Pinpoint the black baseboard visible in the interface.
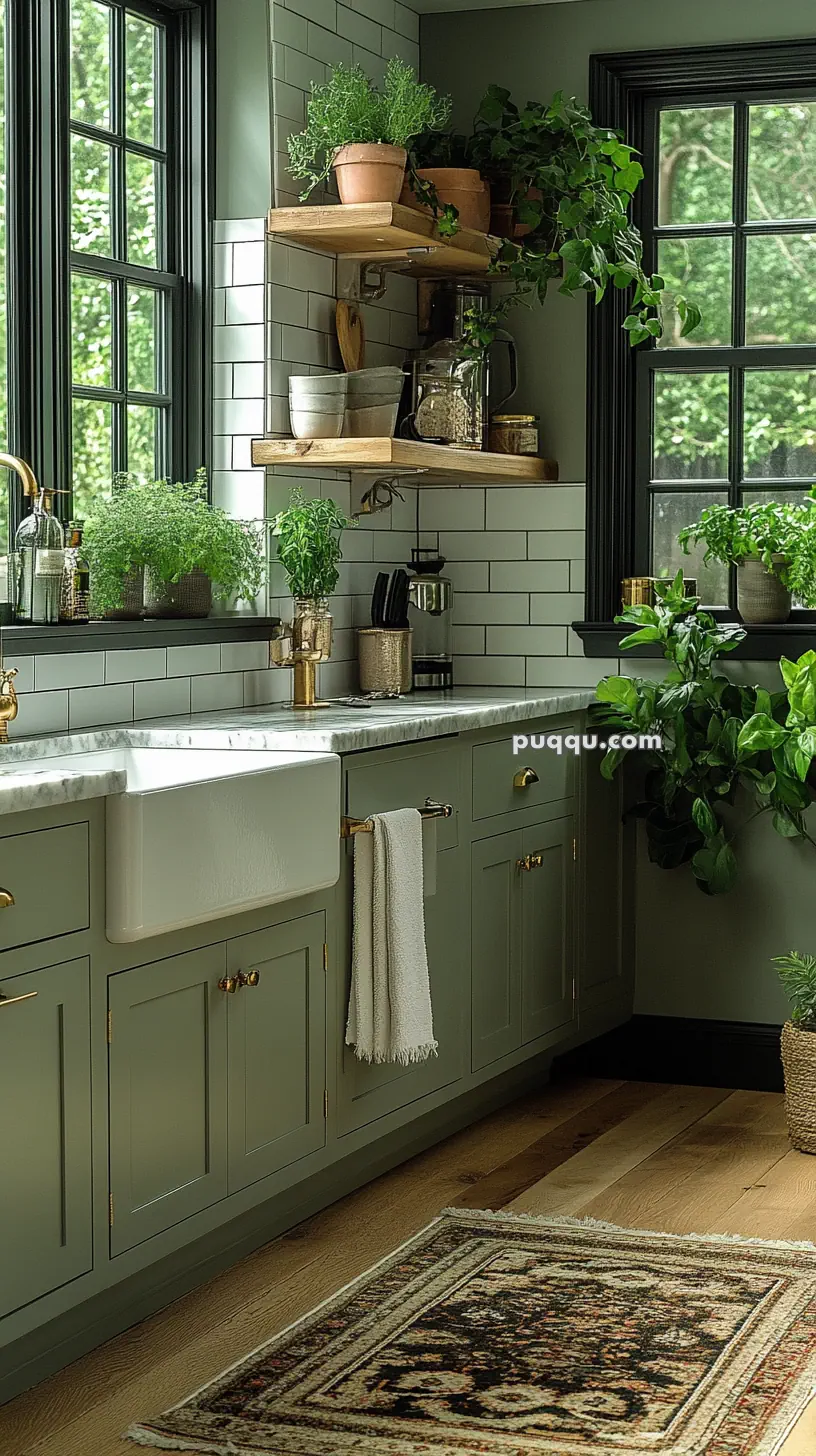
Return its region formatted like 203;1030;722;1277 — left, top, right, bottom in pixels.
555;1015;784;1094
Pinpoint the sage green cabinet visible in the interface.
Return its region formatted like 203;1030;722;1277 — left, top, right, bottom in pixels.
471;817;575;1072
226;914;327;1193
108;944;228;1256
0;958;92;1318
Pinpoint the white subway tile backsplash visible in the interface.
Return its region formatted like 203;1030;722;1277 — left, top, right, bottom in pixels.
166;644;222;678
243;667;291;706
486;485;585;532
526;657;610;689
420;489;485;532
456;657;526;687
571;559;586;592
7;658;33;695
213;289;226;327
213;362;232;398
221;640;270;672
443;562;489;593
214;397;265;436
307;21;353;66
487;625;567;656
226;285;266;325
211;471;266;519
106;648;166;683
337;4;381;50
439;531;527;561
214;324;266;363
232;436;255;470
280;324;327;366
392;1;419;39
528;529;586;560
133;676;192;721
191;671;246;713
307;290;337;334
380;28;418;65
232;241;266;287
286;247;335;296
273;4;308;48
213;435;232;470
70;682;134;730
455;593;529;625
270;283;310;327
350;0;395;25
529;592;586;625
214;218;266;244
490;560;570;592
285;0;337;28
9;689;68;738
273;78;307;125
213;243;232;288
284;46;326;92
233;362;265;397
452;625;486;655
35;652;105;692
351;44;387;84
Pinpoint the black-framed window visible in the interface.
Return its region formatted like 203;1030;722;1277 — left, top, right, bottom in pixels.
581;40;816;652
637;94;816;607
1;0;210;540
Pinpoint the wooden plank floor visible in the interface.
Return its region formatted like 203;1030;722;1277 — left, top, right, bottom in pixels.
3;1077;816;1456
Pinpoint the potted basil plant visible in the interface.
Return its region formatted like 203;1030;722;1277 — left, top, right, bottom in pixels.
678;499;809;623
270;488;354;660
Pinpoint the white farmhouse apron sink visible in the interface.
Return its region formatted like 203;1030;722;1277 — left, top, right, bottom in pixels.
26;746;341;941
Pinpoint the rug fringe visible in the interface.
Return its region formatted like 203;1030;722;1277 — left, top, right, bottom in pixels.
439;1206;816;1251
126;1425;256;1455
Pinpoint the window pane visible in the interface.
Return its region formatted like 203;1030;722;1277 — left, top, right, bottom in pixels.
126;14;160;148
658;107;733;225
127;286;160;393
745;234;816;345
71;273;112;388
127;404;158;479
748;103;816;222
742;487;810;507
70;0;111;131
657;236;732;348
653;372;730;480
126;152;158;266
652;490;730;604
72;397;112;521
71;135;112;256
744;370;816;478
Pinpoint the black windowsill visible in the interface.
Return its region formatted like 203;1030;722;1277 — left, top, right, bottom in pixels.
574;619;816;660
0;615;282;656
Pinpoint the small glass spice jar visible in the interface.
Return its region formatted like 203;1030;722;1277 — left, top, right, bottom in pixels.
488;413;540;456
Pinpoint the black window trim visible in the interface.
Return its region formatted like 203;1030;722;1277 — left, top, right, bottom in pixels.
6;0;213;544
576;38;816;659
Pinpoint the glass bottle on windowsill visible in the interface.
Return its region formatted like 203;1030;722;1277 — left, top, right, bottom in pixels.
60;521;90;624
15;489;66;625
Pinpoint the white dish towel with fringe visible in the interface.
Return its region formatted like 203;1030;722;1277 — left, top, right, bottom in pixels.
345;807;438;1065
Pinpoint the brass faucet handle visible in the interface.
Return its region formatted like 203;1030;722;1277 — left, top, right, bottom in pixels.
513;766;539;790
0;668;19;744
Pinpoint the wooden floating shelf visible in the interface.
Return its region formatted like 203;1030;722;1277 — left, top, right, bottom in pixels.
251;437;558;486
267;202;498;277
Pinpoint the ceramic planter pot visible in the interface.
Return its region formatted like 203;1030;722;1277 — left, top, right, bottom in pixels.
99;567;144;621
490;187;543;239
145;567;213;619
332;143;407;205
781;1021;816;1153
400;168;490;232
737;556;791;624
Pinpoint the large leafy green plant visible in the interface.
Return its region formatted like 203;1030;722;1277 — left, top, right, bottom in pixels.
677;497;816;599
84;471;265;613
591;572;816;895
270;488;354;600
287;59;451;199
462;87;701;353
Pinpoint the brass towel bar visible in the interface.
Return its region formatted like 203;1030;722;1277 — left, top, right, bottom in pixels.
341;800;454;839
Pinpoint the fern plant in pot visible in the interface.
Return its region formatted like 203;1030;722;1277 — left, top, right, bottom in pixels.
772;952;816;1153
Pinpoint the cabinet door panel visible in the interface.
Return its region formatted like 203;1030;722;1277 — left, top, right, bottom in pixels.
339;846;466;1132
108;945;227;1255
0;959;92;1318
471;829;522;1071
227;914;326;1192
521;818;575;1044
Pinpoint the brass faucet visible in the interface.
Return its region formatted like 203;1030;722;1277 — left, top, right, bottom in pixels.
0;453;39;741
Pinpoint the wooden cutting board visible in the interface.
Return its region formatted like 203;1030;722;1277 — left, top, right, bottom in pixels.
335;300;365;372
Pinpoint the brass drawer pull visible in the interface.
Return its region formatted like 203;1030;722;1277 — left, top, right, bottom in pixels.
237;969;261;989
516;853;543;873
513;766;539;790
0;888;15;909
0;989;37;1008
218;976;239;994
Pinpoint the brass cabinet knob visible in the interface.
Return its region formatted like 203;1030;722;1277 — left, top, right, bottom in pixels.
513;766;539;790
516;855;532;872
0;888;14;909
218;976;239;994
529;852;543;869
236;969;261;989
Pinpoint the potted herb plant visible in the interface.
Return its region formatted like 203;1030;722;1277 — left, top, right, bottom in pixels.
84;471;265;620
771;951;816;1153
270;487;354;658
456;86;702;354
287;58;451;207
402;129;489;233
677;499;813;623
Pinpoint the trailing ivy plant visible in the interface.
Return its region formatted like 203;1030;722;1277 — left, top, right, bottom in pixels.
270;488;355;600
462;87;701;354
590;571;816;895
287;59;451;199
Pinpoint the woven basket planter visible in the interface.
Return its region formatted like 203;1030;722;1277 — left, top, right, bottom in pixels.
144;568;212;619
781;1020;816;1153
737;557;791;624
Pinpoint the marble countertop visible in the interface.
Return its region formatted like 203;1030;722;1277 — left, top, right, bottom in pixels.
0;688;595;813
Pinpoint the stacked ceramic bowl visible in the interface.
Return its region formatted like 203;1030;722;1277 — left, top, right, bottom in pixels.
289;373;348;439
344;367;405;437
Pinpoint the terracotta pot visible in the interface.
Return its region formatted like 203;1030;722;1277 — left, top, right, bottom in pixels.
490;186;543;239
400;168;490;232
332;143;407;205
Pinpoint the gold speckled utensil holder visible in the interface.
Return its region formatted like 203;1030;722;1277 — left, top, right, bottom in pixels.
358;628;412;694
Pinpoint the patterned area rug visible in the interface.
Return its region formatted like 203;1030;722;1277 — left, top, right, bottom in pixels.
127;1209;816;1456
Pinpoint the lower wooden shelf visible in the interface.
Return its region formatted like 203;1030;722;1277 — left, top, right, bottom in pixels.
251;437;559;486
